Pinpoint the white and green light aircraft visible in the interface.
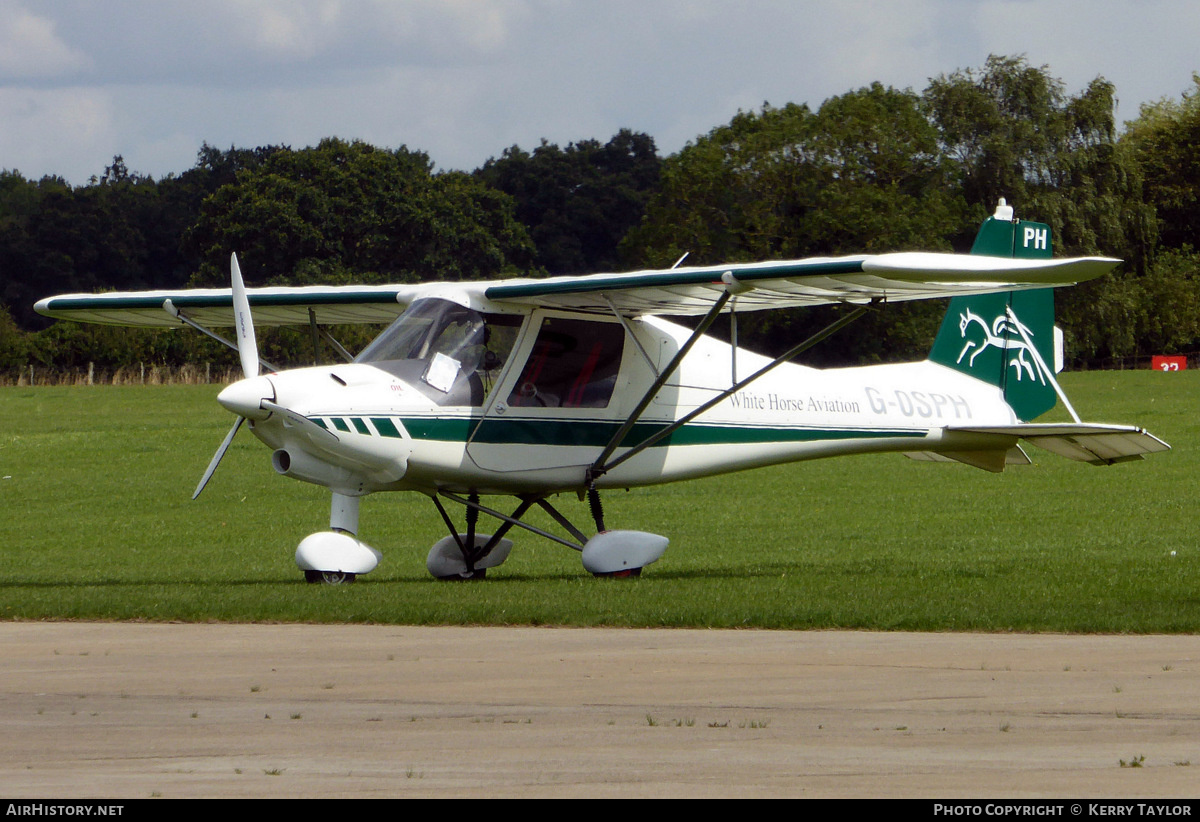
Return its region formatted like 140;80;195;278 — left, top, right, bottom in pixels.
36;201;1168;582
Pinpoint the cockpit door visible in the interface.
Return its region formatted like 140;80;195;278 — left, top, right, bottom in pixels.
466;312;640;472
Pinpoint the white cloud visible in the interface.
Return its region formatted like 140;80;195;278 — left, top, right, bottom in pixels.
1;1;1198;184
0;4;91;79
0;87;114;180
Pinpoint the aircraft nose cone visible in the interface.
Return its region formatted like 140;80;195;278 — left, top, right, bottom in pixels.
217;375;274;420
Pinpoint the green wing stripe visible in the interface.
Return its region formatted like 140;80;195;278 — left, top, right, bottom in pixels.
485;259;867;301
40;291;405;312
35;286;417;327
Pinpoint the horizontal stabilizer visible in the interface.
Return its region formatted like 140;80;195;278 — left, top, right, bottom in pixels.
904;445;1031;473
948;423;1170;466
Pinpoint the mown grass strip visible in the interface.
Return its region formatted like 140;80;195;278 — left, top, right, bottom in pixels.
0;370;1195;630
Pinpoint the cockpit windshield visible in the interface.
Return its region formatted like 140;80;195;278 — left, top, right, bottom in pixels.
355;298;520;406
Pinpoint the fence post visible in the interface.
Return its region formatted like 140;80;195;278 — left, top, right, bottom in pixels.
87;362;94;385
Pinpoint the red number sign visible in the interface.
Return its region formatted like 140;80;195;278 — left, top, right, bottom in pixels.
1152;355;1187;372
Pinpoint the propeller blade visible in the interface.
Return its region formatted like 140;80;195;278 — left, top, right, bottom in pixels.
230;253;259;378
193;416;244;500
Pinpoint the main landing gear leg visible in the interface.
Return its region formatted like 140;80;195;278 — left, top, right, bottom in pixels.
428;488;668;579
426;492;516;580
295;492;382;584
587;483;606;532
579;483;667;577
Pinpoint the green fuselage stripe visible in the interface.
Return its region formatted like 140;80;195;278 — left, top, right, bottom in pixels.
370;417;401;438
340;415;923;447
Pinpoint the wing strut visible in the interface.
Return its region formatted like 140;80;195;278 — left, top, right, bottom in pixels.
589;286;734;477
307;308;356;365
601;294;659;377
162;298;281;374
587;299;875;482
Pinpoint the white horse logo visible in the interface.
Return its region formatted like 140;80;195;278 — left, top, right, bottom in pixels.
955;309;1046;385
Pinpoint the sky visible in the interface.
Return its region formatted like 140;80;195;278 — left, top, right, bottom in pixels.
2;0;1198;186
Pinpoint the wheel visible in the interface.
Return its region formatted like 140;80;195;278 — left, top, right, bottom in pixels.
592;567;642;579
304;570;356;584
426;535;512;579
435;568;487;581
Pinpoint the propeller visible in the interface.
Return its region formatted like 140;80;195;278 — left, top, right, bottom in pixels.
230;253;259;380
194;253;263;500
193;416;243;499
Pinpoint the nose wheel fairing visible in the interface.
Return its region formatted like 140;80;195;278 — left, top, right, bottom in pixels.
292;492;381;584
294;531;382;578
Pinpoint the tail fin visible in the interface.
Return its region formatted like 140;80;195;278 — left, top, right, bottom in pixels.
927;200;1058;421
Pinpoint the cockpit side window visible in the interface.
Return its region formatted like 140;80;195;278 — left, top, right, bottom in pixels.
355;298;521;407
507;317;624;408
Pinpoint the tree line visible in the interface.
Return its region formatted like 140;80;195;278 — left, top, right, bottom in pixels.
3;55;1200;374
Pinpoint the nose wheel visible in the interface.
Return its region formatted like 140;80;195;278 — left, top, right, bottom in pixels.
304;570;356;585
294;494;380;584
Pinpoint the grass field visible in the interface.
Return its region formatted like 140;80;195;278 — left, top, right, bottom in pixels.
1;370;1196;630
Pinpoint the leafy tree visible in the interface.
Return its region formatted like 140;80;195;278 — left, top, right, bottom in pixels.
621;88;963;363
0;171;43;323
795;83;964;255
620;102;818;267
925;56;1161;363
1122;74;1200;252
0;304;29;369
476;129;662;274
1;145;280;330
185;138;536;287
1133;248;1200;354
0;165;164;327
925;55;1154;266
393;169;538;282
186;169;333;283
624;86;962;268
6;59;1194;372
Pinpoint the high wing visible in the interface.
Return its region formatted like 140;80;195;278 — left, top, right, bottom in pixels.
484;252;1120;315
34;251;1119;327
34;284;428;328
